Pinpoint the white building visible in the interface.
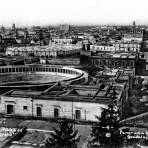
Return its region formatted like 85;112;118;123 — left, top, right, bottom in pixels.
122;36;143;43
6;43;82;58
90;45;116;53
90;42;141;53
113;42;141;52
0;84;124;122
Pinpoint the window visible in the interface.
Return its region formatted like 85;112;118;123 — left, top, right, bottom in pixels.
20;67;22;72
54;108;59;118
75;110;81;120
37;107;42;117
146;65;148;70
55;68;57;72
12;68;15;72
23;106;28;110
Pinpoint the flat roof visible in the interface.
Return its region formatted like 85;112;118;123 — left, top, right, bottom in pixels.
3;84;124;104
11;90;42;96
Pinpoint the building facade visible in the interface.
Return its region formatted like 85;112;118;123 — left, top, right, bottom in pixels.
89;42;141;53
113;42;141;52
0;84;124;122
59;24;70;32
90;45;115;52
87;53;137;69
6;43;82;58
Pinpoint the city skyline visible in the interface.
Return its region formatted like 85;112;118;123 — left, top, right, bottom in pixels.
0;0;148;27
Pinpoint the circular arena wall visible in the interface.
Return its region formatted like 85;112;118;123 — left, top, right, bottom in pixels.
0;64;88;88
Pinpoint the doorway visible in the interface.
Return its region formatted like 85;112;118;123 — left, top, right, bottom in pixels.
75;110;81;120
7;105;14;114
54;108;59;118
36;107;42;117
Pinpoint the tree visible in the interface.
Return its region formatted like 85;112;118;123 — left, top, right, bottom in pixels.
45;119;80;148
89;104;123;147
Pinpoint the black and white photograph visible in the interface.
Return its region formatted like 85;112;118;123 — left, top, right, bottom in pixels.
0;0;148;147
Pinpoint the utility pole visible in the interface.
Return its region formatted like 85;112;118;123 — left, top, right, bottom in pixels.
31;97;33;120
72;97;76;131
85;110;86;120
72;97;73;120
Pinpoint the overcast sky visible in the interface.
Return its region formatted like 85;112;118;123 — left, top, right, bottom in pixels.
0;0;148;26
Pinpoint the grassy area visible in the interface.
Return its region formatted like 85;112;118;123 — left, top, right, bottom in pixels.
19;120;91;148
19;131;46;144
19;120;59;130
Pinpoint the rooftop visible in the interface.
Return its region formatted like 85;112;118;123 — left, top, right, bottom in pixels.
3;83;125;104
0;56;25;64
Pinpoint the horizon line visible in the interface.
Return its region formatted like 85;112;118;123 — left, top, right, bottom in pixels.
1;22;148;28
